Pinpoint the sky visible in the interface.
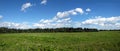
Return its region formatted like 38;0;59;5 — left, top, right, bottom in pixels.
0;0;120;29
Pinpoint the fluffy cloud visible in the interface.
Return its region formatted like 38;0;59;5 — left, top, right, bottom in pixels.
1;8;81;29
75;8;84;14
33;22;72;28
33;18;72;28
41;0;47;5
56;18;71;23
1;16;120;29
0;22;31;29
21;2;32;12
33;8;84;28
0;15;3;19
55;8;84;18
82;16;120;29
86;8;91;12
115;23;120;28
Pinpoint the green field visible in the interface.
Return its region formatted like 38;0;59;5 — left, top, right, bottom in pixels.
0;31;120;51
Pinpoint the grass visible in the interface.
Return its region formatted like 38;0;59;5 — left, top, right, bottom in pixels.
0;31;120;51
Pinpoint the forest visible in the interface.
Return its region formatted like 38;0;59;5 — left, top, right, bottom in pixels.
0;27;99;33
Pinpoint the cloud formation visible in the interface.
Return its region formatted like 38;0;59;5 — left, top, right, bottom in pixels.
0;22;31;29
21;2;32;12
1;8;85;29
82;16;120;29
55;8;84;18
1;15;120;29
33;8;84;28
41;0;47;5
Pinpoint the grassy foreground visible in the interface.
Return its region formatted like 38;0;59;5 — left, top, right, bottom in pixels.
0;31;120;51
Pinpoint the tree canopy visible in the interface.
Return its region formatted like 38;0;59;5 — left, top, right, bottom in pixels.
0;27;99;33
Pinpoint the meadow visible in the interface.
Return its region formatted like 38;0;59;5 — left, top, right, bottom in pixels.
0;31;120;51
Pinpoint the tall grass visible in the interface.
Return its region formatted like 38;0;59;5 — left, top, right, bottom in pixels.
0;31;120;51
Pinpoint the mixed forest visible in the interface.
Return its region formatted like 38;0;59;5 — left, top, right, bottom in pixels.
0;27;99;33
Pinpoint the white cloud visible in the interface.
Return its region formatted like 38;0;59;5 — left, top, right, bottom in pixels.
56;12;69;18
33;8;84;28
115;23;120;28
41;0;47;5
75;8;84;14
0;15;3;19
33;22;72;28
1;15;120;29
0;22;31;29
56;18;71;23
82;16;120;29
55;8;84;18
21;2;32;12
68;10;77;15
86;8;91;12
33;17;72;28
39;19;53;23
82;16;120;25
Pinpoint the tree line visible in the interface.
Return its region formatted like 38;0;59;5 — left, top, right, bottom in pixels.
0;27;99;33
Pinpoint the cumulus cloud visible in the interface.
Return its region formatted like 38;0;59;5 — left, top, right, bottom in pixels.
82;16;120;29
21;2;32;12
33;17;72;28
41;0;47;5
1;15;120;29
56;18;71;23
55;8;84;18
0;22;31;29
33;8;84;28
86;8;91;12
115;23;120;28
75;8;84;14
0;15;3;19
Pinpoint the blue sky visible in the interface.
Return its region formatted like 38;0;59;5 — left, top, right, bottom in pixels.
0;0;120;29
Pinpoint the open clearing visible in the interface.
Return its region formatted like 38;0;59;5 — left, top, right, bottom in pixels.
0;31;120;51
